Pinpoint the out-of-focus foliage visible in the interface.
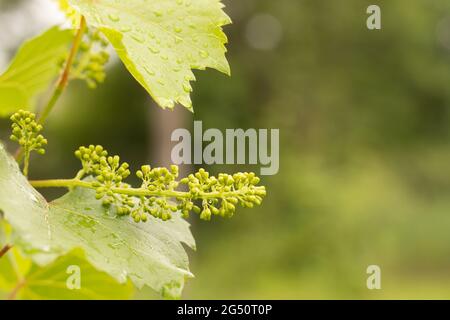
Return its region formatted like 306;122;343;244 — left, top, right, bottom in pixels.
182;0;450;299
0;27;72;117
0;246;134;300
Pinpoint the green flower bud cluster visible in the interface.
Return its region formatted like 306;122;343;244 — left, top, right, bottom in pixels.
133;165;181;222
72;28;109;89
92;155;131;207
10;110;47;155
75;145;108;175
178;169;266;221
74;145;266;224
130;195;177;223
75;145;133;214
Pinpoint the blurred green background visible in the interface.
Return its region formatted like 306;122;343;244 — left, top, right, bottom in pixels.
1;0;450;299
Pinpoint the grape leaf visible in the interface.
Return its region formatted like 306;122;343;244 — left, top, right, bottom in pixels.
67;0;231;111
0;246;134;300
0;27;73;117
0;143;196;299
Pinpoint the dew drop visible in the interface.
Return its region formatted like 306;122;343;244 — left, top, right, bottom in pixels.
148;46;160;54
174;26;182;33
199;50;209;58
94;14;104;24
175;36;183;44
154;10;163;17
157;79;165;86
183;83;192;93
119;270;128;283
108;13;120;22
176;0;183;5
173;66;181;72
120;26;132;32
144;66;155;76
131;34;145;43
176;58;183;64
161;54;169;61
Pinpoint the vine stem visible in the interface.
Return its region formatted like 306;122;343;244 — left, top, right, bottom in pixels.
7;279;26;300
0;244;24;300
38;16;87;124
29;179;257;200
23;149;30;177
14;16;87;162
0;244;12;259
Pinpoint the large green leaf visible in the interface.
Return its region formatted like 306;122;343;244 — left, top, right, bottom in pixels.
0;143;196;298
0;27;73;117
0;246;134;300
67;0;231;111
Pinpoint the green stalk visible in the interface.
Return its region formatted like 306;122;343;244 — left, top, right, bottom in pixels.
22;149;30;177
38;16;87;124
14;16;87;163
29;178;258;200
0;244;12;260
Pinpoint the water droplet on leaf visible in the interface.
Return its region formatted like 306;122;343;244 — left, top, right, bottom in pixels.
183;83;192;93
148;46;160;54
199;50;209;58
108;13;120;22
144;66;155;76
131;34;145;43
120;26;131;32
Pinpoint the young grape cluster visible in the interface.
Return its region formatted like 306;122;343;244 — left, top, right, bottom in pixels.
75;145;134;214
8;109;267;224
177;169;266;221
71;28;110;89
10;110;48;155
75;145;267;223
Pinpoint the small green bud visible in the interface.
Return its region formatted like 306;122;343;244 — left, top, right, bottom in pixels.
200;208;211;221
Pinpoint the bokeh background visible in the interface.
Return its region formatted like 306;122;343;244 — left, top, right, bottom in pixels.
1;0;450;299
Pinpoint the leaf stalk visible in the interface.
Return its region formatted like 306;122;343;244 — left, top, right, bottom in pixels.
38;16;87;124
